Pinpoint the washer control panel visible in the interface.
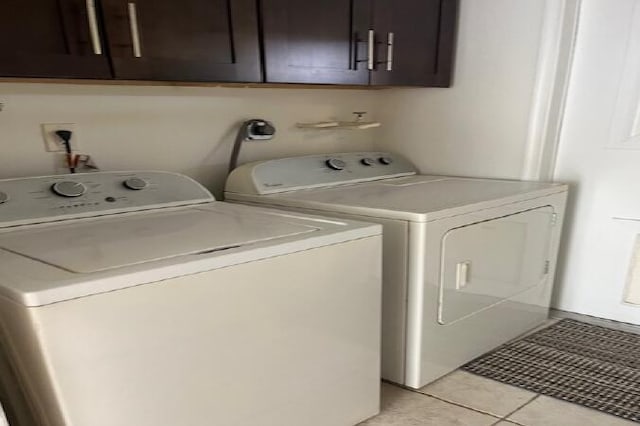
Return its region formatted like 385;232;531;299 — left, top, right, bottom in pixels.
0;171;214;228
226;152;417;195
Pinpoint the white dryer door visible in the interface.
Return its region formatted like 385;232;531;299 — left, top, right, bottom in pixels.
438;206;555;325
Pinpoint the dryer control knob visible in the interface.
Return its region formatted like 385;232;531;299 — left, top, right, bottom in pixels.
51;181;87;198
326;158;346;171
123;177;148;190
0;191;8;204
361;158;375;166
379;157;393;165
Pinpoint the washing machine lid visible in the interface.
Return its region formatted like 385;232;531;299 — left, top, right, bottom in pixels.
0;202;381;307
0;206;316;274
239;176;568;222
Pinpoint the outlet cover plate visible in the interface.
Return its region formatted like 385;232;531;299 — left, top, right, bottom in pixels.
42;123;80;152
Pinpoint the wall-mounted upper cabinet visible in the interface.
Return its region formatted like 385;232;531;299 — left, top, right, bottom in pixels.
0;0;457;86
0;0;112;79
0;0;261;83
261;0;372;85
100;0;261;82
261;0;458;87
371;0;457;87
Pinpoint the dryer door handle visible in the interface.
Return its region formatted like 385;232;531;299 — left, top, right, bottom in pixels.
456;261;471;290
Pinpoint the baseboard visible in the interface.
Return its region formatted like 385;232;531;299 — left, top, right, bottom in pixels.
550;308;640;335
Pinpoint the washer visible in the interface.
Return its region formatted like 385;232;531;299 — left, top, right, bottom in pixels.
225;151;569;389
0;171;382;426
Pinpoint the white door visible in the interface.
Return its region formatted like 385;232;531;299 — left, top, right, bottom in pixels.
439;207;555;325
554;0;640;324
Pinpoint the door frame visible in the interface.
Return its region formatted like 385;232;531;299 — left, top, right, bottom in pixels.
521;0;582;181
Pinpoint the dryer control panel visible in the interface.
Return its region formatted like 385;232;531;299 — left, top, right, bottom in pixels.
0;171;214;228
226;152;417;195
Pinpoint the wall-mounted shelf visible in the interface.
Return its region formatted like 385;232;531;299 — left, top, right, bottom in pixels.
296;121;381;130
297;112;381;130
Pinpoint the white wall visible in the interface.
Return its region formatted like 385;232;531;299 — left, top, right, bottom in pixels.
553;0;640;324
373;0;548;179
0;84;376;197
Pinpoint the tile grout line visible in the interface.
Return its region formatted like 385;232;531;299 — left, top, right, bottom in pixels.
493;394;541;426
398;386;503;420
419;390;503;419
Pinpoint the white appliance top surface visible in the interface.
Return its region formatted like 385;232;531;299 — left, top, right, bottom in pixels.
0;202;380;307
0;206;314;274
233;175;568;222
0;171;380;307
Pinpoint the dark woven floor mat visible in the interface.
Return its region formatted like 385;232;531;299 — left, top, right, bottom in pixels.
462;319;640;422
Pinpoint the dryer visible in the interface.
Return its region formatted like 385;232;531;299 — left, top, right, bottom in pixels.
0;171;382;426
225;151;569;389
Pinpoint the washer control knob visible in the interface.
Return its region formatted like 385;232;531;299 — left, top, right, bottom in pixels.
379;156;394;165
326;158;346;171
0;192;8;204
361;158;376;166
51;181;87;198
123;177;148;190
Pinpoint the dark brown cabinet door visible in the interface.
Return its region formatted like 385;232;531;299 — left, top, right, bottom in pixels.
261;0;371;85
370;0;457;87
0;0;112;78
101;0;261;82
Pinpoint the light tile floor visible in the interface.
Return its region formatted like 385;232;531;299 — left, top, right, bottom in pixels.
359;372;637;426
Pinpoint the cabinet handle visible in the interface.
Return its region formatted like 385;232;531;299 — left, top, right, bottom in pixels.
367;29;375;70
86;0;102;55
127;2;142;58
386;32;394;71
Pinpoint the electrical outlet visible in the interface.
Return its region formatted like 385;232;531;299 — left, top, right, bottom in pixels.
42;123;80;152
